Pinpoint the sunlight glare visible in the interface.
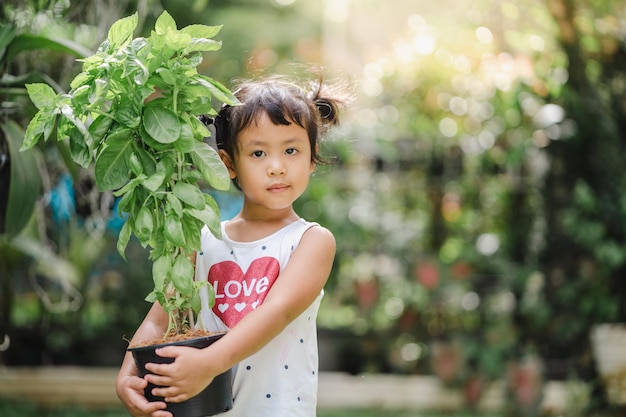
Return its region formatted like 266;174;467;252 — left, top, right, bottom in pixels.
439;117;458;137
529;34;545;52
476;26;493;44
413;34;436;55
324;0;349;22
476;233;500;256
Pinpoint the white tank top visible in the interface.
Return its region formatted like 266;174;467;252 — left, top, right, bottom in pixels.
195;218;322;416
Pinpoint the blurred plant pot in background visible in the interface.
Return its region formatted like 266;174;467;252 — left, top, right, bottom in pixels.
504;354;543;417
129;332;233;417
590;323;626;405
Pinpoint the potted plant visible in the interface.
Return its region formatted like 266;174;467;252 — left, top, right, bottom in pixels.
20;10;238;416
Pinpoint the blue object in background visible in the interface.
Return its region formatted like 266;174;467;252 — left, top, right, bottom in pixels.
106;198;127;233
48;173;76;223
210;190;243;221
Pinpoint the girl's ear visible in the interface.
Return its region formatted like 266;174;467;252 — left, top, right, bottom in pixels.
310;144;318;173
219;150;237;179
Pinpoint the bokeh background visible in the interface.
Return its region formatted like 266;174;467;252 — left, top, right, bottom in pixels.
3;0;626;415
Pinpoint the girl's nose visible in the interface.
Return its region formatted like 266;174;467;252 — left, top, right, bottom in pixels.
267;158;286;176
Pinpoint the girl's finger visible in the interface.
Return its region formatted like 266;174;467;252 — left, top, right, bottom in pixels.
155;346;180;358
164;392;191;403
145;361;175;376
151;384;181;399
144;372;172;386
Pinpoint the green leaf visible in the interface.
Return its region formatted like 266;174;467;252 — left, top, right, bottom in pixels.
70;71;92;90
181;213;202;250
172;254;194;297
164;31;192;51
134;206;154;243
144;290;158;304
115;98;142;128
134;145;157;176
190;141;230;190
72;85;91;108
184;38;222;54
143;159;171;192
173;181;206;209
67;124;92;168
60;104;93;151
0;23;17;62
88;114;114;145
156;68;179;86
25;83;58;110
122;38;150;85
2;121;42;238
186;198;221;240
166;193;184;217
22;109;57;150
184;86;218;115
139;123;170;151
113;176;141;197
172;120;195;153
200;281;215;309
117;220;131;260
129;153;143;176
189;114;211;139
94;130;134;190
152;254;172;291
6;33;92;62
164;212;185;247
154;10;177;34
196;75;238;105
86;78;109;109
108;13;138;49
190;285;203;314
143;106;181;144
116;189;135;218
179;24;222;40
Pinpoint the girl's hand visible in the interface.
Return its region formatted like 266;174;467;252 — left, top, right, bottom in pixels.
145;346;216;403
116;373;171;417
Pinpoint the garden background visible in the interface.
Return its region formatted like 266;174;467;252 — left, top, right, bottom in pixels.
2;0;626;415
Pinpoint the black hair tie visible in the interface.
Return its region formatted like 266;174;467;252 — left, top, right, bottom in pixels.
199;114;215;126
316;102;333;119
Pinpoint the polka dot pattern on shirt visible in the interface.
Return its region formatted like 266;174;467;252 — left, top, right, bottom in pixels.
198;220;322;412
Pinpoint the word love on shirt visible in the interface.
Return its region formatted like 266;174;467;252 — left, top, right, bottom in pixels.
208;257;280;328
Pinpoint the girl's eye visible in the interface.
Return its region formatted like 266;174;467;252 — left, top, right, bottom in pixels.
252;150;265;158
285;148;298;155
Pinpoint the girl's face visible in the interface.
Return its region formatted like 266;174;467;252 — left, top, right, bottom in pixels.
220;112;314;214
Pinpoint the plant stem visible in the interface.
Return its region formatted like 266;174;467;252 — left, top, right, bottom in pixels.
172;86;179;114
89;109;115;120
187;308;195;328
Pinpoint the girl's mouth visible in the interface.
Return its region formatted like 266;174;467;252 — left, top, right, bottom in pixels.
268;183;289;192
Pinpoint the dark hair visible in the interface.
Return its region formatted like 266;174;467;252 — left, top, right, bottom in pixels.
211;75;350;166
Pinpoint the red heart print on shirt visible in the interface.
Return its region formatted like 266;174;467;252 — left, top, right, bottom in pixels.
208;257;280;328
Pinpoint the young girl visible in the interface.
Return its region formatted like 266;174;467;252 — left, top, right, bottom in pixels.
116;75;349;417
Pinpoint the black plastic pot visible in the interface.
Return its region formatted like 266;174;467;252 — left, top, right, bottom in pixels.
129;332;233;416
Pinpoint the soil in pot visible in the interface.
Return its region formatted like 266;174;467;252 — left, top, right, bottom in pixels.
129;331;233;417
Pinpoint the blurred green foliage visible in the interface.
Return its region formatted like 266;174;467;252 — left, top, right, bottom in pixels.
3;0;626;414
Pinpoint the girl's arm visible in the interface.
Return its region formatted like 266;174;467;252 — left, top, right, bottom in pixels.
116;302;172;417
145;226;336;402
